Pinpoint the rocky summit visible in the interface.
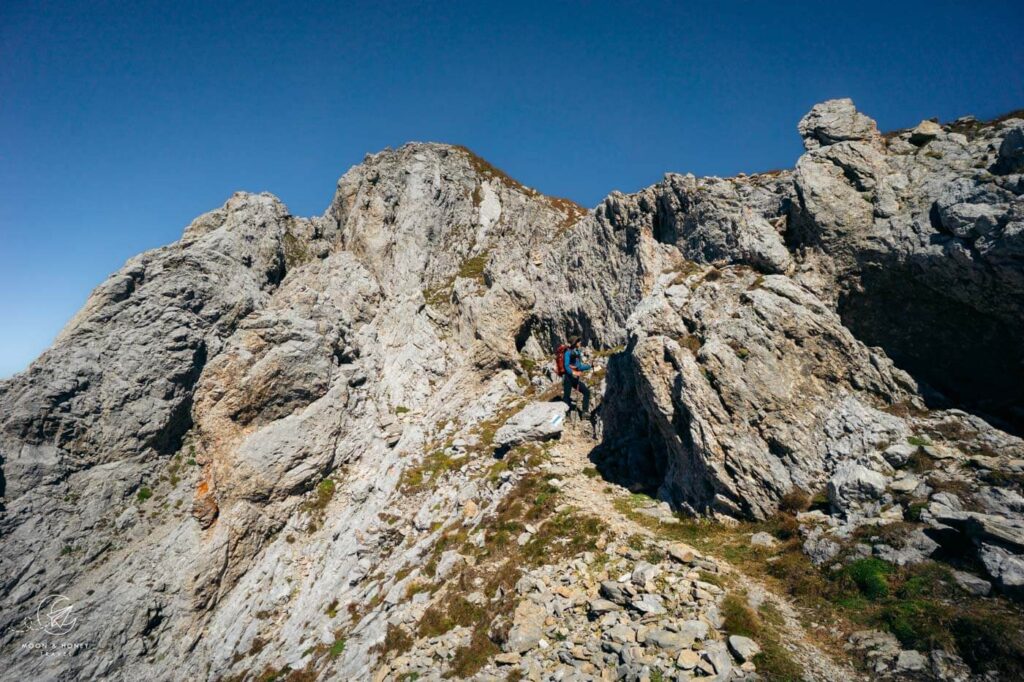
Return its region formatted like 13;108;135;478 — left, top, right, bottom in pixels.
2;100;1024;682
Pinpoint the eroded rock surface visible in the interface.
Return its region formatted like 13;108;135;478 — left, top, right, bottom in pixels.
2;101;1024;681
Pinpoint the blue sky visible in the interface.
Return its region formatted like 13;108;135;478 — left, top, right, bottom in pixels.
1;1;1022;377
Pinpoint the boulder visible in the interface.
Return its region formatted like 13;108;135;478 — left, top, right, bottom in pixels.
630;561;660;586
909;120;943;145
797;98;880;150
895;649;927;673
645;629;688;652
883;443;919;468
587;599;620;617
750;531;778;548
504;599;546;653
599;581;629;605
952;570;991;596
628;593;666;616
996;124;1024;173
828;463;888;516
493;401;569;449
978;544;1024;596
727;635;761;662
888;474;921;494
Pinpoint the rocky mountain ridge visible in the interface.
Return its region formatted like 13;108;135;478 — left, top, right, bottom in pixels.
1;99;1023;681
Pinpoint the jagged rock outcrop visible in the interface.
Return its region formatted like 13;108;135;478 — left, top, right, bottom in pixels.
2;100;1023;682
789;105;1024;431
598;266;917;519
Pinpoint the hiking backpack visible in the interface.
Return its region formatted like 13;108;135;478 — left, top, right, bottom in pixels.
555;344;571;376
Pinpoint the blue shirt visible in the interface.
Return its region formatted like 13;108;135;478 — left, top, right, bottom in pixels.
564;348;591;374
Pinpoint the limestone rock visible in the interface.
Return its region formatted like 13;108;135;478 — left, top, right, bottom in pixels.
4;101;1024;682
828;464;888;517
909;119;943;145
505;599;546;653
797;98;881;150
493;401;569;449
727;635;761;662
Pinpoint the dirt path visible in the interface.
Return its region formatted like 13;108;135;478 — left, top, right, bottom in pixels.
545;418;863;682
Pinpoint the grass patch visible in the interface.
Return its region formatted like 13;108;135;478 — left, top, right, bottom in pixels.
906;449;935;474
458;252;490;284
418;596;485;638
310;479;335;511
408;474;605;676
778;489;810;514
721;593;804;680
400;450;467;493
373;624;414;660
447;628;500;678
328;637;346;658
614;495;1024;677
675;334;702;353
282;229;311;269
136;486;153;503
701;267;723;283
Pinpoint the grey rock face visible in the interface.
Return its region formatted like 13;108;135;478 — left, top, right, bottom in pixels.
789;103;1024;431
3;100;1024;681
0;143;652;682
597;170;794;274
599;267;914;518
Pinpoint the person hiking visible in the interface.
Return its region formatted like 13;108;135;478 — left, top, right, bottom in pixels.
557;337;592;415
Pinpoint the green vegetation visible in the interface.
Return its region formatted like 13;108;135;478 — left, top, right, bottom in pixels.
668;259;701;286
422;249;494;309
418;596;486;638
136;486;153;502
455;145;529;193
395;405;410;415
612;490;1024;678
721;593;805;680
448;628;500;679
282;229;311;269
328;637;346;658
373;624;414;660
841;558;891;600
301;478;336;532
458;252;490;284
399;450;467;493
390;474;605;677
701;267;723;282
675;334;702;353
906;435;931;447
778;488;810;514
313;479;335;509
906;449;935;474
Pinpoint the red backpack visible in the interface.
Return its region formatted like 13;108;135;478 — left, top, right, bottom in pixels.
555;344;570;376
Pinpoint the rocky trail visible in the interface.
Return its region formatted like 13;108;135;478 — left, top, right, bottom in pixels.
545;415;864;682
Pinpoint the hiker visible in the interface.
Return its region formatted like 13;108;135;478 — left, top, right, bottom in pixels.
557;336;592;415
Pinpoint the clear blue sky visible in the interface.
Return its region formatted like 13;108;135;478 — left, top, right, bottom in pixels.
2;1;1022;377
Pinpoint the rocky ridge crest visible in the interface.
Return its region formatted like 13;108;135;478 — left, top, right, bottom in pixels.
1;100;1023;681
